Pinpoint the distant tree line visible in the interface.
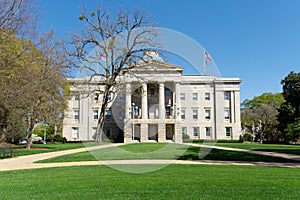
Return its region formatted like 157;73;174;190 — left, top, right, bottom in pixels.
241;71;300;143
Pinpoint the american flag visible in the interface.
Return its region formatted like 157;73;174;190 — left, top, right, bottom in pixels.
205;51;212;61
99;53;106;61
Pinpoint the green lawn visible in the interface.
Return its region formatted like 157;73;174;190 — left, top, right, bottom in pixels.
0;165;299;199
12;143;96;157
215;143;300;155
37;143;299;163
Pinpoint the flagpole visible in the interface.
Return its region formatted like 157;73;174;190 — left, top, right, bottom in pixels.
203;49;206;75
203;49;205;75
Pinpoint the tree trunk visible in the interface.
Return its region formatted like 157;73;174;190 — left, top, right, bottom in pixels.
95;86;111;143
95;115;105;143
25;116;34;149
0;104;8;143
0;132;6;143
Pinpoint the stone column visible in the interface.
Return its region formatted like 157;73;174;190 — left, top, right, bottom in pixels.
230;91;235;123
234;91;241;124
124;83;132;143
125;83;131;119
142;83;148;119
174;82;182;143
175;82;181;119
159;82;165;119
233;90;242;139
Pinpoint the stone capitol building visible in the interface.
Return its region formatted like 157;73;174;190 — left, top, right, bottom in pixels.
62;51;242;143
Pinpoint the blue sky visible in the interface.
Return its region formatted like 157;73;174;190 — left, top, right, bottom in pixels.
36;0;300;102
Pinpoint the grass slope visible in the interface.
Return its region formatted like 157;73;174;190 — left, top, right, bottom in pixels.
12;143;91;157
0;165;299;200
37;143;299;163
215;143;300;155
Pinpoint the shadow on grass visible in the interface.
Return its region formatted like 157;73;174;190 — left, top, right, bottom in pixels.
179;147;299;163
254;149;300;155
37;144;300;163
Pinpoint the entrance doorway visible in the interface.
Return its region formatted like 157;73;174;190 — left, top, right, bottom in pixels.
166;124;174;140
148;124;158;141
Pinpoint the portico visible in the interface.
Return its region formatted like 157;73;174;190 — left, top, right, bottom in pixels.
124;80;182;143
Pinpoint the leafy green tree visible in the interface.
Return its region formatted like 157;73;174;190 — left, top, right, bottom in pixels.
0;0;38;144
278;71;300;142
0;30;68;148
32;125;54;142
241;93;285;142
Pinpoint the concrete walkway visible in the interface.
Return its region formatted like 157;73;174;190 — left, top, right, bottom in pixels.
0;143;299;171
0;143;124;171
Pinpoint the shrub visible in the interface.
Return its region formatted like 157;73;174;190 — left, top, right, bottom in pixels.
67;140;82;144
53;135;64;143
182;133;190;140
182;133;192;143
62;137;67;143
238;133;253;143
103;138;114;143
216;139;239;143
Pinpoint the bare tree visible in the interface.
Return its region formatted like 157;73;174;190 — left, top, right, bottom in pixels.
68;7;158;142
0;0;36;35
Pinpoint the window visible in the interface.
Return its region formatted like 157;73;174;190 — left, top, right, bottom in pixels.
166;107;171;116
193;127;199;137
150;88;155;96
224;109;230;120
165;89;171;97
180;93;185;100
119;94;125;100
192;109;198;119
106;110;112;120
225;127;232;137
205;93;210;100
181;109;186;119
134;88;140;96
182;127;187;135
72;127;79;139
205;109;211;119
224;91;230;100
93;109;98;120
192;93;198;100
75;94;80;101
74;110;79;120
205;127;211;137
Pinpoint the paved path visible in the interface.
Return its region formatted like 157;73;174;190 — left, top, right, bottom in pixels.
0;143;124;171
0;143;299;171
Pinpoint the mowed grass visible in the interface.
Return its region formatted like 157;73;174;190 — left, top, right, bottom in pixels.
11;143;95;157
0;165;299;200
215;143;300;155
37;143;299;163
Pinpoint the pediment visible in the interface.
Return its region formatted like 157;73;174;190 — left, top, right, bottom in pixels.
132;61;183;73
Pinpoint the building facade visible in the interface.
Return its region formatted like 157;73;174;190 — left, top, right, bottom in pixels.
62;60;242;143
